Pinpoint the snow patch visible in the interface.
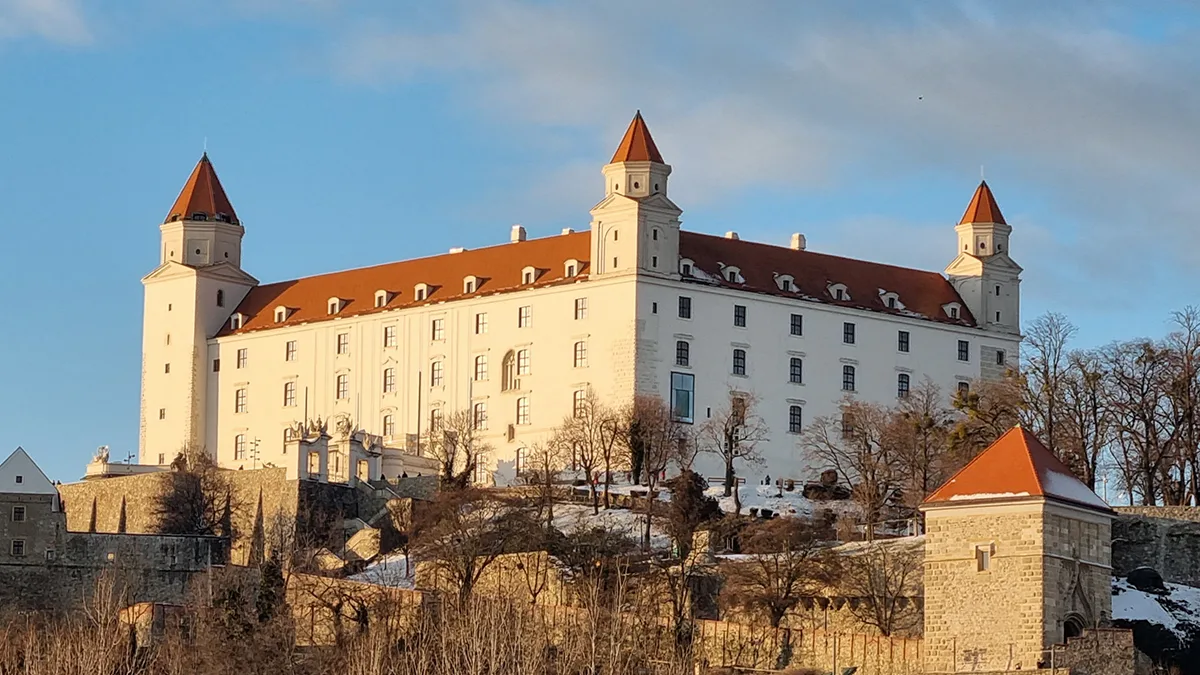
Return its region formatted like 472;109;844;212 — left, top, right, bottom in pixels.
1040;469;1110;510
1112;577;1200;637
350;552;415;589
947;491;1031;501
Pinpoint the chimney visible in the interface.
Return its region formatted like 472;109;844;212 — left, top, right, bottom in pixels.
725;231;739;240
790;233;806;251
449;247;466;254
561;228;574;235
511;225;527;243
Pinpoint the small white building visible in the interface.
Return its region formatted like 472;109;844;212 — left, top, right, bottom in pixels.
137;113;1021;483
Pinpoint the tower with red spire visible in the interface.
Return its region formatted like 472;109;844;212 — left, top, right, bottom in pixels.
589;111;682;278
945;181;1022;337
139;154;258;463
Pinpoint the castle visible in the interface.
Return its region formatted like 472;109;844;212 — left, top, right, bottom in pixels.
135;112;1023;484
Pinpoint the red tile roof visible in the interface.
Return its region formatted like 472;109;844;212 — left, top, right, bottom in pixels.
220;232;592;335
678;232;976;326
165;153;239;225
611;111;665;163
923;426;1111;511
959;180;1006;225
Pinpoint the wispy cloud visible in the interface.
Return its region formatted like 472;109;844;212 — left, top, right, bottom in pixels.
0;0;90;45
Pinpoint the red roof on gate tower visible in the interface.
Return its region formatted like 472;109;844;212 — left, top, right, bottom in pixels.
923;426;1111;512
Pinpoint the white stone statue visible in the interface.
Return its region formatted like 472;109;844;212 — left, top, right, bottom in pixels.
93;445;110;464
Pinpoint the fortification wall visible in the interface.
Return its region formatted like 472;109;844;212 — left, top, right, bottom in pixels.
1111;510;1200;586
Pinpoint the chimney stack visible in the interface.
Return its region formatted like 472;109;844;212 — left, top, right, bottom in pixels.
511;225;527;243
725;231;739;240
790;233;806;251
561;228;574;235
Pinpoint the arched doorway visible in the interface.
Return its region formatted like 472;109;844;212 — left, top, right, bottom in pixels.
1063;613;1086;640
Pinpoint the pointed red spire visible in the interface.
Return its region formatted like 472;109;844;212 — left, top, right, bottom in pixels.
959;180;1006;225
611;111;665;163
923;426;1109;511
164;153;239;225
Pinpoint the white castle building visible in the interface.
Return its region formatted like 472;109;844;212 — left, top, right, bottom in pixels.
137;113;1022;484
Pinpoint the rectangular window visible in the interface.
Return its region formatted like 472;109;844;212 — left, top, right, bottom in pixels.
164;363;170;374
384;325;397;348
676;341;690;367
842;365;856;392
790;313;803;336
158;453;165;465
574;341;588;368
573;390;587;418
996;349;1007;366
898;331;910;353
518;306;532;328
382;414;395;437
159;408;166;420
574;298;588;320
337;333;350;355
843;323;856;345
670;372;695;423
897;373;910;398
235;388;247;413
430;361;444;387
236;348;248;369
474;355;488;381
788;406;803;434
976;545;992;572
284;427;294;445
234;434;246;460
789;357;803;384
732;348;747;376
473;402;488;430
431;318;445;341
285;341;297;361
429;407;443;431
678;296;692;319
12;506;26;523
958;340;970;362
958;381;970;397
213;358;220;372
517;349;530;375
283;382;296;407
336;374;349;399
516;397;530;425
10;540;24;557
383;368;396;393
475;312;489;334
733;305;747;327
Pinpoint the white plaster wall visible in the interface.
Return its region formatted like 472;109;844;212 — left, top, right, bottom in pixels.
636;277;1022;482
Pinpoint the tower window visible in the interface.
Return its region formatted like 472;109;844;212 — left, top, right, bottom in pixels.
574;341;588;368
234;434;246;460
996;311;1001;322
383;368;396;393
284;381;296;406
670;372;695;423
652;256;658;268
733;305;747;328
574;298;588;320
383;415;395;437
164;363;170;374
958;340;971;362
789;357;803;384
337;333;350;355
842;365;856;392
995;285;1001;296
788;406;803;434
384;325;397;347
676;341;689;367
518;306;532;328
790;314;803;336
217;290;225;307
843;322;856;345
473;402;488;430
678;296;692;319
285;341;296;361
235;388;247;413
897;373;910;398
431;318;445;340
997;350;1007;366
732;348;747;376
516;397;530;426
336;374;349;399
159;408;166;420
976;544;992;572
475;355;488;381
653;229;659;241
475;312;489;334
236;348;247;369
898;330;910;352
430;360;444;387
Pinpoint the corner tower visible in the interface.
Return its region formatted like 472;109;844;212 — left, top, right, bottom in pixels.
589;112;682;277
139;155;257;464
944;181;1022;335
920;427;1113;672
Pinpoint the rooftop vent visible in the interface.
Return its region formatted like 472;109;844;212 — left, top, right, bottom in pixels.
449;247;466;254
511;225;527;243
561;228;574;235
725;231;739;240
790;233;807;251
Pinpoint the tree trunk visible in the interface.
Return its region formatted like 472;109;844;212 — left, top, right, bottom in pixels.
724;452;735;498
589;479;599;515
603;467;611;509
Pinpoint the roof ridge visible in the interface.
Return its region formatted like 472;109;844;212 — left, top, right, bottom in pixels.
682;231;947;278
1018;427;1047;495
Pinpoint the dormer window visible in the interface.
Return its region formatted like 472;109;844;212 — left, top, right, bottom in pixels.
521;266;540;285
274;306;289;323
564;259;580;277
327;297;343;315
679;258;694;277
374;290;392;308
463;276;479;294
229;313;244;330
880;291;902;310
828;283;850;301
721;265;743;284
775;274;796;292
943;302;962;319
191;212;208;221
414;283;429;301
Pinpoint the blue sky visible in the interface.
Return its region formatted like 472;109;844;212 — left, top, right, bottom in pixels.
2;0;1200;479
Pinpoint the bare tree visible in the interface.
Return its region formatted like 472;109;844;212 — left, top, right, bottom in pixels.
156;445;239;538
803;398;900;538
724;517;838;628
950;372;1024;460
523;438;572;530
1023;312;1078;457
888;379;955;509
698;388;769;515
1060;349;1113;490
839;540;923;636
422;408;492;490
557;388;622;514
622;395;690;549
1104;339;1179;505
1166;306;1200;504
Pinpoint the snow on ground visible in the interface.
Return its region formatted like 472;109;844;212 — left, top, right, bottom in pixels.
349;552;416;589
1112;577;1200;637
551;503;673;550
707;484;860;520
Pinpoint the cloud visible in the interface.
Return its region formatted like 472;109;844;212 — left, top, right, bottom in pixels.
0;0;90;45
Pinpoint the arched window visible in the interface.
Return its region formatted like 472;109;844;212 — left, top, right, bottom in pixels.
501;350;517;391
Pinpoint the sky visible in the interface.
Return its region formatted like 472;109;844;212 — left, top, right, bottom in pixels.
2;0;1200;480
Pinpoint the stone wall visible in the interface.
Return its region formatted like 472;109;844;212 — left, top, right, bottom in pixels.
1053;628;1141;675
1112;511;1200;586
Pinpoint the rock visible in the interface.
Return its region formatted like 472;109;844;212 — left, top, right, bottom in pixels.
1127;566;1168;594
